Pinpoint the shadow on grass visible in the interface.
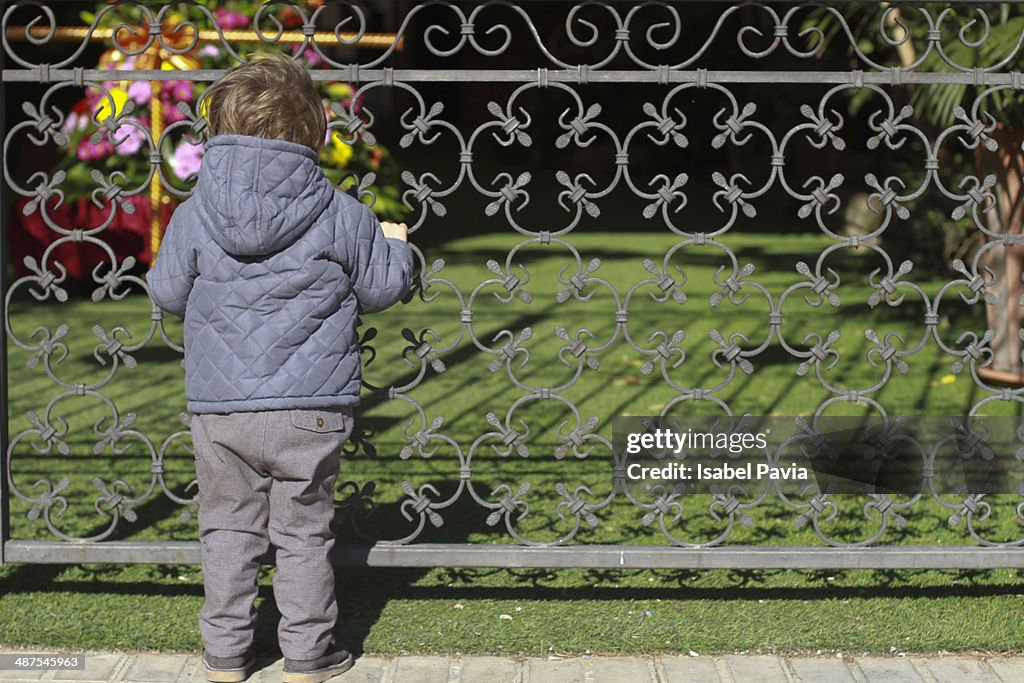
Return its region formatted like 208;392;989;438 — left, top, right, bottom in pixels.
1;571;1014;598
2;566;1015;609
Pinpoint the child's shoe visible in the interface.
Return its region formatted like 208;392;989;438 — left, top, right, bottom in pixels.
202;650;255;682
282;642;354;683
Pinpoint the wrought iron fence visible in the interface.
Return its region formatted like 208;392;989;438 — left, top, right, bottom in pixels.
4;0;1024;569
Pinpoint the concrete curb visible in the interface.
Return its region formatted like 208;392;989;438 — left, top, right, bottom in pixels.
0;649;1021;683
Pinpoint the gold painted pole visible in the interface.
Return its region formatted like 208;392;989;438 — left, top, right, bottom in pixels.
6;26;402;49
149;80;164;260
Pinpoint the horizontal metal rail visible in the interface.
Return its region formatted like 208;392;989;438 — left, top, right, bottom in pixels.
5;541;1024;569
4;68;1024;86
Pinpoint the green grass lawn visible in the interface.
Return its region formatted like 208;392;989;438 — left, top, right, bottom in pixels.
2;231;1022;655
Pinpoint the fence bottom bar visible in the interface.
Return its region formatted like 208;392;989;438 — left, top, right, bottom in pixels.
4;540;1023;568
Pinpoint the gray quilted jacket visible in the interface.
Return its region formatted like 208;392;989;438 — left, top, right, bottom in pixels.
148;134;414;414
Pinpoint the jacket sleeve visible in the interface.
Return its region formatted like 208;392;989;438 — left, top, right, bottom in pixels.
337;202;414;314
148;204;198;318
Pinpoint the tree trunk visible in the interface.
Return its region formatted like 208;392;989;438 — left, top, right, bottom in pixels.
978;124;1024;380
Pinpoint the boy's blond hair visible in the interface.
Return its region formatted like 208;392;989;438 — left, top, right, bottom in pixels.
203;52;326;151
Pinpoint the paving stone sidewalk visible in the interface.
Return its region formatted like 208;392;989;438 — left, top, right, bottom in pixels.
0;650;1022;683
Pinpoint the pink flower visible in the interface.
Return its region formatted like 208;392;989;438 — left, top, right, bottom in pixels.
77;138;114;161
214;8;249;30
163;98;187;123
170;141;204;179
199;45;221;58
303;47;322;67
127;81;151;105
114;123;146;155
62;111;88;134
171;81;193;102
101;55;136;71
84;85;103;110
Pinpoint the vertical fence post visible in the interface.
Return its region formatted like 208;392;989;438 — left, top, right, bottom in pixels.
0;45;9;567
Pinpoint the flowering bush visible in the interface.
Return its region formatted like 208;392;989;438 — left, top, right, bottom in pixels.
54;0;406;220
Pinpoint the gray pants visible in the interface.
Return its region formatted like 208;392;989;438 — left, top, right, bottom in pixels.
190;407;354;660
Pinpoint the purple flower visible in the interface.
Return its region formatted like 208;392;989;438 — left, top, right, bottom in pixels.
170;141;204;179
199;45;221;58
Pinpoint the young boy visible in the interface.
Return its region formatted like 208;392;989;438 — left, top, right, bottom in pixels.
148;53;413;683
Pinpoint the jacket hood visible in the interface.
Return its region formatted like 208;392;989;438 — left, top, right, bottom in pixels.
195;135;334;257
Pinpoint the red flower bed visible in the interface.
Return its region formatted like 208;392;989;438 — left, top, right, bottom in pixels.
8;195;172;280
